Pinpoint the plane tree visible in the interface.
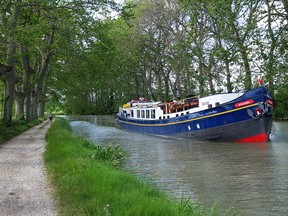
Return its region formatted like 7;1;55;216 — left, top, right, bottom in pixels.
0;0;115;124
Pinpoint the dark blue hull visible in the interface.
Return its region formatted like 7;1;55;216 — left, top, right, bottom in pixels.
116;87;274;142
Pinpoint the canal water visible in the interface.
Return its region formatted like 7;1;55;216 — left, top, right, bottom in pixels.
65;115;288;216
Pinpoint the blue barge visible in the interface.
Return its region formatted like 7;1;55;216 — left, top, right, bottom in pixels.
116;86;274;142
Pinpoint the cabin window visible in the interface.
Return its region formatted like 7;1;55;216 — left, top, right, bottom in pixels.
141;110;145;118
137;110;140;118
131;110;134;117
163;116;166;119
146;110;150;118
151;110;156;119
186;111;189;114
181;113;184;116
176;114;179;117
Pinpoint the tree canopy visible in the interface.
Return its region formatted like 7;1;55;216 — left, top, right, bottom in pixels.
1;0;288;123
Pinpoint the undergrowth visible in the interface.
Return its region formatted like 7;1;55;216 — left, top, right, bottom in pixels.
0;118;43;144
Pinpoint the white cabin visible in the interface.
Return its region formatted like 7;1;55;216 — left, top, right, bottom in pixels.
119;92;244;120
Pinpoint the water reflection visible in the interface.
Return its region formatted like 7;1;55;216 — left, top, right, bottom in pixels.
65;115;288;216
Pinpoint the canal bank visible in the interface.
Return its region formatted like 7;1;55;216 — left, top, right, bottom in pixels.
44;118;220;215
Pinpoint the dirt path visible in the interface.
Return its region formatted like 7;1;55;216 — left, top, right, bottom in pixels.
0;121;57;216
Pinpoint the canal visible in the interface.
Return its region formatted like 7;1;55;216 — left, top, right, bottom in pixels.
64;115;288;216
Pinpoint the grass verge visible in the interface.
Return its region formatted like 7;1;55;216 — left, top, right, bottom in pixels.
0;118;43;144
44;118;221;216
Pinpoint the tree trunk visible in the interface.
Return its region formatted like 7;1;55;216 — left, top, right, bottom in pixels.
185;70;192;96
198;53;205;97
3;74;16;124
198;63;205;97
225;57;233;93
2;0;21;125
20;44;34;120
164;74;170;101
208;74;216;95
207;54;216;94
265;0;277;95
232;24;252;90
24;93;31;121
156;67;163;101
229;1;259;91
15;93;25;119
3;46;17;124
37;88;45;117
31;94;37;120
241;49;252;90
34;31;54;118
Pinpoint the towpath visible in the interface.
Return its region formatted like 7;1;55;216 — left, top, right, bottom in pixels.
0;121;57;216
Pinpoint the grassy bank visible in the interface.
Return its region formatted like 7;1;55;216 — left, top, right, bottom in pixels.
44;118;221;216
0;118;43;144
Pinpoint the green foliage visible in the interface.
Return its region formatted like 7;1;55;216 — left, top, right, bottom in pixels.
53;0;286;114
81;139;126;168
44;117;222;216
88;144;126;167
15;113;25;121
274;85;288;119
0;118;43;144
2;0;286;117
1;0;120;122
